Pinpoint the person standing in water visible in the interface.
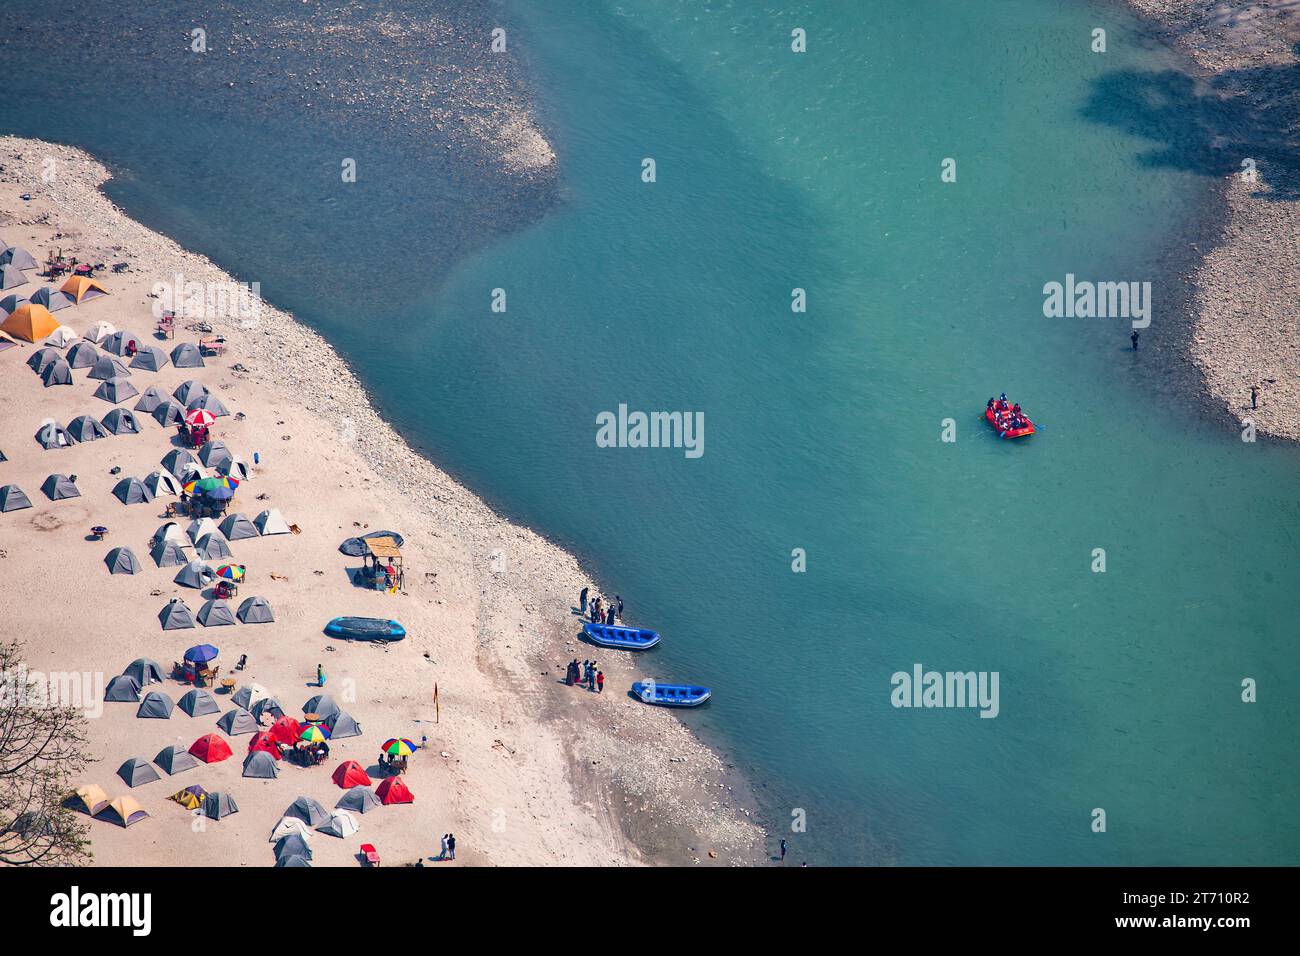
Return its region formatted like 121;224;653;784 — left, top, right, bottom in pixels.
580;586;588;613
1131;329;1140;351
780;838;787;863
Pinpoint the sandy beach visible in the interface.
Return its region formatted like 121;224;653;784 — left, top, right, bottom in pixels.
0;136;763;867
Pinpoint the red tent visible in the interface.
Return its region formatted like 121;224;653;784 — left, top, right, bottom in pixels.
268;716;303;747
375;776;414;805
332;760;372;789
189;733;233;763
249;732;282;759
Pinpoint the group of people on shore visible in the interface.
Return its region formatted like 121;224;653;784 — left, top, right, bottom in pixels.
987;393;1029;431
579;586;623;626
566;658;604;692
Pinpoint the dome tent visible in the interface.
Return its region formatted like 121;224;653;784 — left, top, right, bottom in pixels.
136;691;174;719
117;757;161;788
237;596;275;624
66;415;108;442
178;689;220;717
0;484;33;512
335;786;382;814
219;512;259;541
155;745;199;775
159;599;197;630
243;750;280;779
105;547;141;575
40;474;79;500
104;674;141;702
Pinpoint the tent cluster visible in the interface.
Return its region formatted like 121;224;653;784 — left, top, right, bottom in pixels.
155;595;274;630
1;266;108;334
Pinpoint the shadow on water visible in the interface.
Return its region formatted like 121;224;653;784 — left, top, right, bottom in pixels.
1081;50;1300;198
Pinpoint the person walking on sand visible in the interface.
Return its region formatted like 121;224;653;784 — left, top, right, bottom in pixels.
588;663;597;692
316;663;325;687
1130;329;1140;351
580;586;588;613
447;833;456;860
439;833;449;860
1251;385;1259;409
596;670;604;694
617;596;624;620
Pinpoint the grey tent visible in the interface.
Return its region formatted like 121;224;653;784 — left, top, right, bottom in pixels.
303;694;340;719
324;710;362;739
171;342;205;368
104;674;141;702
0;264;28;290
175;461;207;484
0;484;32;512
95;376;139;404
0;293;28;316
0;246;38;270
41;360;73;387
134;385;169;413
336;786;381;814
65;341;100;369
194;533;233;561
41;474;79;500
30;287;76;311
144;471;182;497
113;476;153;505
231;684;268;711
0;448;5;462
159;599;196;630
173;380;208;405
219;512;259;541
276;854;311;868
178;689;220;717
105;546;142;575
102;330;146;356
242;750;280;779
217;708;259;736
197;598;237;627
251;696;285;722
36;422;75;449
26;346;60;374
199;440;233;470
129;345;169;372
162;448;198;479
88;354;131;381
275;833;313;862
284;796;331;828
117;757;161;788
174;561;215;589
101;408;142;435
136;691;174;719
152;400;187;427
151;540;188;568
124;658;164;686
67;415;108;442
202;791;239;821
154;745;200;775
187;392;230;417
237;596;275;624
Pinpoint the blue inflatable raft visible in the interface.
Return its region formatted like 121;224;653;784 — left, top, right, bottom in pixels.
582;622;660;650
324;617;406;642
632;681;711;707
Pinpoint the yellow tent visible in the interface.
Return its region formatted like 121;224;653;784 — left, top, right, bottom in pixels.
169;788;203;810
60;276;109;304
72;784;110;816
99;795;149;828
0;303;58;342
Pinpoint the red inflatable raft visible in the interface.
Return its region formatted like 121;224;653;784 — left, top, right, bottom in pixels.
985;406;1035;439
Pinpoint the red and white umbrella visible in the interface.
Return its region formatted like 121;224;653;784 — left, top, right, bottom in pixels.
185;408;216;428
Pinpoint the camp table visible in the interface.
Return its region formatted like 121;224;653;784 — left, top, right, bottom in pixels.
303;713;322;724
220;678;236;694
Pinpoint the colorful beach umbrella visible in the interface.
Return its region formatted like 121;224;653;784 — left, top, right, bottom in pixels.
183;644;220;664
299;725;331;743
184;408;216;428
215;564;246;582
380;738;417;757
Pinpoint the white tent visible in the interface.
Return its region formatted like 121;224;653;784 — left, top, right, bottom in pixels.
186;517;220;544
255;508;292;536
84;320;117;344
154;521;187;546
45;325;78;348
144;471;182;497
317;809;359;838
269;816;313;844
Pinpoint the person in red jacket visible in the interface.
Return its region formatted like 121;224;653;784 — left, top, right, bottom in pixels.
596;671;605;694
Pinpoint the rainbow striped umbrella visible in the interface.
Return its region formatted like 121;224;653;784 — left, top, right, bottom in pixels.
215;564;245;582
380;738;417;757
299;725;331;743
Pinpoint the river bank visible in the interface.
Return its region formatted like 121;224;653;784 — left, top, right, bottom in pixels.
0;135;764;866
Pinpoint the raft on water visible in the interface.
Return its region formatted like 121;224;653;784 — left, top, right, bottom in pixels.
583;622;659;650
632;681;711;707
984;406;1035;439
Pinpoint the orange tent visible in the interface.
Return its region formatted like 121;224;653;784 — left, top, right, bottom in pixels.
375;775;414;805
0;303;58;342
60;276;109;304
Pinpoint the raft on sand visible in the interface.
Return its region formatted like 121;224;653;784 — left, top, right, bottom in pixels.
583;623;660;650
324;617;406;642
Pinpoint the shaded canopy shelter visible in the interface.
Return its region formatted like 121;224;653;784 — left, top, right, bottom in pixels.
376;775;415;805
202;791;238;820
332;760;372;789
0;303;58;342
199;440;233;470
304;694;340;719
174;380;208;405
105;546;142;575
67;415;109;442
361;535;404;590
171;342;205;368
170;785;207;809
129;345;169;371
156;746;200;775
41;360;73;387
45;324;78;347
339;530;406;557
0;246;38;269
153;399;187;427
95;376;139;404
197;598;236;627
103;674;141;702
72;784;110;816
174;560;215;589
232;683;268;711
163;449;199;480
195;534;234;561
101;330;145;356
159;598;196;630
134;385;169;413
219;512;258;541
144;470;182;497
123;658;164;685
324;710;362;739
65;340;100;368
61;276;109;303
178;689;220;717
284;795;331;828
101;408;142;435
187;392;230;417
27;346;61;373
217;708;259;736
237;596;275;624
98;796;150;828
251;696;284;722
113;476;154;505
243;750;280;779
256;509;293;536
0;484;33;512
335;786;381;814
41;474;80;500
318;809;359;838
190;734;234;764
88;354;130;381
31;287;76;311
0;264;30;291
136;691;174;719
151;541;188;569
36;422;75;449
117;757;161;788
